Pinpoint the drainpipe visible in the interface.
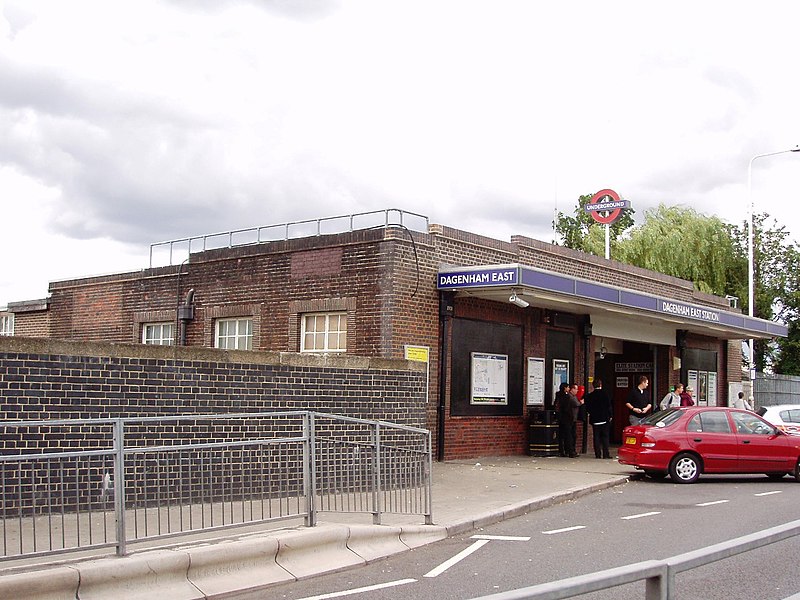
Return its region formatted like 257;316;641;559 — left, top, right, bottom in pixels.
177;288;195;346
437;292;454;462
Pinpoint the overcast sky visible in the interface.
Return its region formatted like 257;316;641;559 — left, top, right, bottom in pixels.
2;0;799;306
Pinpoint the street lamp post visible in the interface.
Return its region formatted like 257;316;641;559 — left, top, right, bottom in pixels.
747;146;800;382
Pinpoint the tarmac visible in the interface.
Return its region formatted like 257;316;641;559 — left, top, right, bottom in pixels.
0;452;632;600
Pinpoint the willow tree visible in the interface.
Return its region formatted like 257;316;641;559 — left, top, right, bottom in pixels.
616;204;743;297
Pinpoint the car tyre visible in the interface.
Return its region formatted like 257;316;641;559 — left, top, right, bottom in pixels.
794;458;800;482
669;453;700;484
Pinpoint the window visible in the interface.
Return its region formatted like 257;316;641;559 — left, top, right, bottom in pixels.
732;411;775;435
687;411;732;433
301;312;347;353
0;313;13;336
215;318;253;350
700;411;732;433
779;409;800;424
142;322;175;345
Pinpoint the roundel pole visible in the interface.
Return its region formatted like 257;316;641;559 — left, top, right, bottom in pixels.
585;189;630;259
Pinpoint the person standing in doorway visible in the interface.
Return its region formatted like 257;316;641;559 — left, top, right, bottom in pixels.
584;378;613;459
625;375;652;425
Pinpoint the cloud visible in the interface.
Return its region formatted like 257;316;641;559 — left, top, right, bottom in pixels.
1;0;799;306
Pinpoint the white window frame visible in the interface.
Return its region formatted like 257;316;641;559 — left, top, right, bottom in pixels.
215;318;253;350
301;312;347;353
142;322;175;345
0;313;14;336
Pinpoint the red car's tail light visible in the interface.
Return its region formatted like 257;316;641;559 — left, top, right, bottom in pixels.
641;436;656;448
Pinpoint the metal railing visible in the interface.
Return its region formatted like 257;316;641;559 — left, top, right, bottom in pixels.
148;208;430;267
0;411;432;561
470;519;800;600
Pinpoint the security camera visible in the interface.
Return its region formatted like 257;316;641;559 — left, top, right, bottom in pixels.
509;293;529;308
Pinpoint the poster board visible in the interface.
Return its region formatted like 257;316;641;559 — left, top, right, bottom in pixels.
527;357;545;406
471;352;508;405
552;359;570;400
698;371;708;406
707;372;718;406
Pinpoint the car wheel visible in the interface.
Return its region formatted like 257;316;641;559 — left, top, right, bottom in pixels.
794;458;800;482
669;453;700;484
766;473;787;480
644;470;667;480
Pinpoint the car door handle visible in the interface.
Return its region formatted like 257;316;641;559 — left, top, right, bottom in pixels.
693;438;702;442
742;440;751;444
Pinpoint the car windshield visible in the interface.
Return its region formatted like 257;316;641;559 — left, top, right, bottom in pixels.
640;408;683;427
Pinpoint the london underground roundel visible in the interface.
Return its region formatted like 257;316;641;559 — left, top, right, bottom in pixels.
586;189;629;225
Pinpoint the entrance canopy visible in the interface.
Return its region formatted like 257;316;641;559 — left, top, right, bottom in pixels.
437;264;787;342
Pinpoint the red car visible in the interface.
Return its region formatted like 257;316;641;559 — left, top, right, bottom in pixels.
618;407;800;483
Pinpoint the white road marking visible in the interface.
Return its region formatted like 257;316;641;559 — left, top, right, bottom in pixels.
541;526;586;535
695;500;729;507
695;500;730;506
424;539;490;578
755;490;782;497
621;511;661;520
295;578;417;600
471;534;532;541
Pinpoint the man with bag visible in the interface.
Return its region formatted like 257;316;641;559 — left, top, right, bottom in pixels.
659;383;684;411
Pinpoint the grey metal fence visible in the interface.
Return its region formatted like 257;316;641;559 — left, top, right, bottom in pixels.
0;411;432;561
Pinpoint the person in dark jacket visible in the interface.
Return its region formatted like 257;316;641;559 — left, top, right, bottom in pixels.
553;382;570;456
558;382;582;458
584;378;613;459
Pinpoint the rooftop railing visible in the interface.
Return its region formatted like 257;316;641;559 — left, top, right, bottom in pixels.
148;208;430;267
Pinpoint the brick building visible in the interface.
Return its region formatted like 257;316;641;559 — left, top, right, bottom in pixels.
4;209;786;459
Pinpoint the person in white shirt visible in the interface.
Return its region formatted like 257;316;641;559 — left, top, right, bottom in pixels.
733;390;754;411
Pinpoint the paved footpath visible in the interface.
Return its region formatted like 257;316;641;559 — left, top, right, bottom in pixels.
0;454;632;600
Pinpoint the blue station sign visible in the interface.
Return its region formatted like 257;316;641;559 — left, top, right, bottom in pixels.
438;266;518;289
659;300;720;324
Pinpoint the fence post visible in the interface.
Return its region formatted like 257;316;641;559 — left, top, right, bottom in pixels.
113;419;127;556
373;422;382;525
424;430;434;525
304;412;317;527
645;572;667;600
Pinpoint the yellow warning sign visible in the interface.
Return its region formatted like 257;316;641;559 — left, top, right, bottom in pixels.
404;345;430;363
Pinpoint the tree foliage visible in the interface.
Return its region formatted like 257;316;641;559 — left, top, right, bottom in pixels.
553;193;635;254
616;204;742;296
748;214;800;373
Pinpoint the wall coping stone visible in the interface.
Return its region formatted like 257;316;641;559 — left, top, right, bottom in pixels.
0;336;426;373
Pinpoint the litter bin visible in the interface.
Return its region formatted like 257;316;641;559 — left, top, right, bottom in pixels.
528;409;559;456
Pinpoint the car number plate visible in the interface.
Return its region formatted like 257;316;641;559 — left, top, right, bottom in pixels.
625;436;637;445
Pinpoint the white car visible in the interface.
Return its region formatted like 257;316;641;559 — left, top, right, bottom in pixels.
757;405;800;435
